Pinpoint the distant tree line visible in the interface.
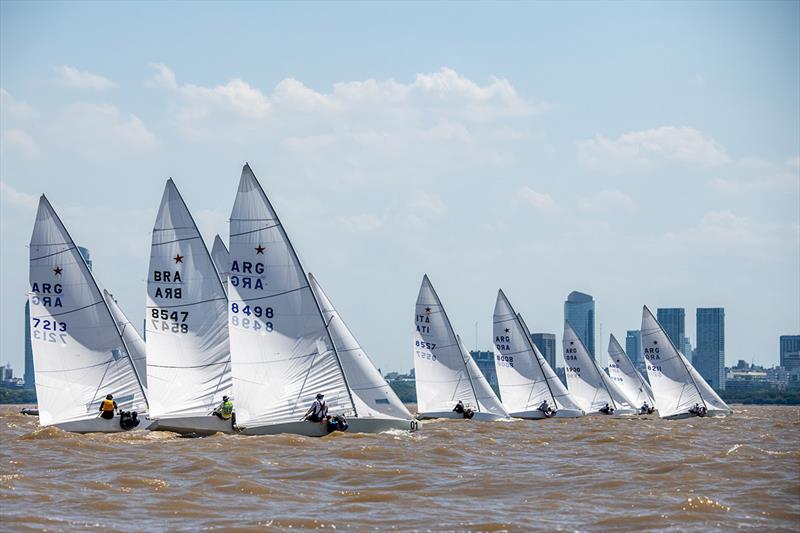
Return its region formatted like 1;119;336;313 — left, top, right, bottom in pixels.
389;381;416;404
0;386;37;404
719;388;800;405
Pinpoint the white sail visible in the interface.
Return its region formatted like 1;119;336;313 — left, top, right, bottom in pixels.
146;179;232;420
228;164;354;428
607;333;654;409
28;196;147;427
414;275;507;418
211;234;230;294
640;306;730;418
104;290;147;391
309;273;411;420
563;321;635;413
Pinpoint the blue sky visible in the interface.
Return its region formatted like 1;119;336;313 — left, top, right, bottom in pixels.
1;1;798;375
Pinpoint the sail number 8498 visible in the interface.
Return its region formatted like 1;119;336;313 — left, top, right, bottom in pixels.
230;303;274;332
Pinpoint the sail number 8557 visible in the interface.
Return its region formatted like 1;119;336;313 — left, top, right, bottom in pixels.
230;303;274;332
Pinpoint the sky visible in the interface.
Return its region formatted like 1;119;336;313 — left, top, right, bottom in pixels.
1;1;798;376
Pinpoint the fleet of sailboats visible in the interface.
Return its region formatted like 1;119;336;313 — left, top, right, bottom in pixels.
24;165;733;435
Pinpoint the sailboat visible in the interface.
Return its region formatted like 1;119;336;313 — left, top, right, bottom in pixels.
28;196;148;432
228;164;415;436
104;290;148;391
309;273;415;424
563;321;636;415
145;179;233;435
640;306;731;419
210;234;230;294
414;275;509;421
492;290;584;418
607;333;655;413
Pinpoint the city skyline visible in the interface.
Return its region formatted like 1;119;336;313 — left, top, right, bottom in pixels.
1;2;798;375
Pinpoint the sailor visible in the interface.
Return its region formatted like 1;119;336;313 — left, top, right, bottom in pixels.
99;394;117;420
689;403;701;416
304;393;328;422
599;403;614;415
640;401;651;415
119;410;140;430
463;407;475;419
453;400;465;414
213;395;235;425
538;399;554;417
326;414;349;433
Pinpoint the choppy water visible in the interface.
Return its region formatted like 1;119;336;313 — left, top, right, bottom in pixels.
1;404;798;532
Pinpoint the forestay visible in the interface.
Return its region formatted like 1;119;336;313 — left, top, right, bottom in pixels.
146;179;231;419
210;234;230;294
28;196;147;427
414;275;507;416
493;289;581;413
607;334;654;409
309;273;411;420
563;321;634;413
228;164;354;428
104;290;148;390
640;306;730;417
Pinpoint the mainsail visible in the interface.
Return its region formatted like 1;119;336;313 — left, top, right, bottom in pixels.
228;164;355;428
607;333;654;409
563;321;634;413
28;196;147;427
309;273;411;420
210;234;230;293
413;275;507;417
640;306;730;418
146;179;231;420
104;290;148;390
492;289;582;413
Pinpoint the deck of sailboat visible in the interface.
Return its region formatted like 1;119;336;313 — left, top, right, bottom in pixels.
239;417;417;436
147;415;235;435
53;417;147;434
508;408;584;419
416;411;508;421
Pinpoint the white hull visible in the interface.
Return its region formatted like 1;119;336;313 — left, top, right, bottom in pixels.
52;416;148;434
148;415;235;435
240;417;418;436
585;408;638;417
509;408;585;419
417;411;509;421
662;409;731;420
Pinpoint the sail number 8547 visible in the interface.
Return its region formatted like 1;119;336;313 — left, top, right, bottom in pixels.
230;303;274;332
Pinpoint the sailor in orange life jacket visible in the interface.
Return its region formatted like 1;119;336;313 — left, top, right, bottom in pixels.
99;394;117;420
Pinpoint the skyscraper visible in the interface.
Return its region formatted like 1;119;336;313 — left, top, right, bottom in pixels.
25;246;92;389
696;308;726;390
657;308;685;350
780;335;800;372
531;333;557;369
564;291;595;359
625;330;641;364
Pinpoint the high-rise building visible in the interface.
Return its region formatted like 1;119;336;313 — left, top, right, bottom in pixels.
625;330;641;364
681;336;693;360
470;350;499;396
1;363;13;383
564;291;595;359
696;308;726;390
657;308;685;350
25;246;92;389
780;335;800;372
531;333;556;369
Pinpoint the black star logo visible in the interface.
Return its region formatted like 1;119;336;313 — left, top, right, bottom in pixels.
425;307;431;314
255;245;265;254
53;266;63;275
654;340;658;345
174;254;183;264
504;328;510;333
570;341;574;345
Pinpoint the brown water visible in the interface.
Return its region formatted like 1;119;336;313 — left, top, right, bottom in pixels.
1;405;798;532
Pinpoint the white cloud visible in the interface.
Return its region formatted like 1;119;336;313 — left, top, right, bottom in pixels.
708;156;800;193
577;190;634;213
516;186;558;211
0;128;39;157
0;181;39;209
336;214;384;233
54;65;117;90
0;89;37;120
577;126;729;171
409;190;447;216
663;211;781;248
52;103;156;157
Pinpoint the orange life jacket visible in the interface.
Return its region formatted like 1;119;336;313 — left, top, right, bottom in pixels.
101;399;115;412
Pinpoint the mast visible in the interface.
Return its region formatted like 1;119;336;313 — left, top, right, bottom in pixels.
515;310;557;406
240;164;358;417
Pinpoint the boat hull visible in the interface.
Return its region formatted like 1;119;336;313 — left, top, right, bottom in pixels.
585;408;638;417
662;410;731;420
147;415;235;435
416;411;509;421
509;408;584;419
51;416;147;434
240;417;419;436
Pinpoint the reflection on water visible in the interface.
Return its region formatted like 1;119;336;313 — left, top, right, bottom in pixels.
1;405;798;531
